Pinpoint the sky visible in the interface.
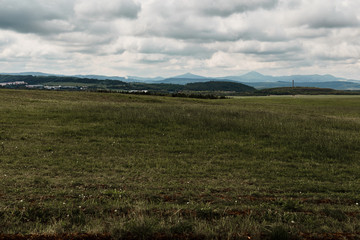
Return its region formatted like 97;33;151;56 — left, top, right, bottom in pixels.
0;0;359;79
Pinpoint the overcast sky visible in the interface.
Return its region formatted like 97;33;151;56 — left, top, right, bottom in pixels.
0;0;359;78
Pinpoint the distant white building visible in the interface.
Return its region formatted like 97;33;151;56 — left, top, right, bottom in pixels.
26;85;44;89
44;85;61;90
128;90;149;93
0;81;27;86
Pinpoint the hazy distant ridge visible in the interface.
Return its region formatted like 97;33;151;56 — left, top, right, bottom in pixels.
1;71;360;90
2;71;358;83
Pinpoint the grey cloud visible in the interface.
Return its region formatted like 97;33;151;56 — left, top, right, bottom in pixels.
316;55;355;61
241;28;288;42
200;0;279;17
150;0;279;18
139;58;169;64
257;52;307;63
225;39;307;64
0;0;74;34
74;0;141;21
307;15;359;29
240;45;302;55
0;0;140;35
156;26;288;43
134;53;170;65
136;41;213;57
138;0;285;42
0;37;13;47
138;17;247;43
1;0;360;79
48;32;114;55
138;8;292;43
288;27;331;39
311;45;360;62
112;36;214;58
157;28;242;42
297;3;359;29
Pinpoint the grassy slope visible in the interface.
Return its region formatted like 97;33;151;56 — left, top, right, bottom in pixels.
0;90;360;238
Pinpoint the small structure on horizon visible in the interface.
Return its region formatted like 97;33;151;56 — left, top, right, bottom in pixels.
0;81;27;86
292;80;295;88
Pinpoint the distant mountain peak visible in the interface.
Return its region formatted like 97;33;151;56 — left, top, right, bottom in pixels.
242;71;265;77
173;73;206;79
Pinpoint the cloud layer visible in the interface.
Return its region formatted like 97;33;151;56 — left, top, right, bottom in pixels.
0;0;359;78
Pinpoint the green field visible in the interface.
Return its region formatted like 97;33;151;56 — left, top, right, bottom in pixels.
1;90;360;239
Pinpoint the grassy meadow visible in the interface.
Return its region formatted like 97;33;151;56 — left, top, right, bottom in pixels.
0;89;360;239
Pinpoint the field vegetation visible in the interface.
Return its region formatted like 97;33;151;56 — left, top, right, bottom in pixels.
252;87;360;96
1;89;360;239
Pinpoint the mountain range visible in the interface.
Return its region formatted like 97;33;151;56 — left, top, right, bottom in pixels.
2;71;360;90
